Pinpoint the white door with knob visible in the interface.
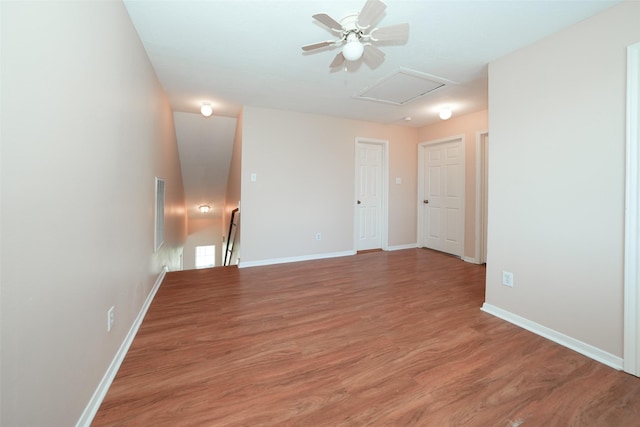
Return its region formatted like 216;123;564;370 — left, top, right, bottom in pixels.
355;138;388;251
418;136;464;256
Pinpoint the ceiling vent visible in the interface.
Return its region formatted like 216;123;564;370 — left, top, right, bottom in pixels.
356;68;457;105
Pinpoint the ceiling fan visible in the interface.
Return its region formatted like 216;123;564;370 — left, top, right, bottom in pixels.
302;0;409;69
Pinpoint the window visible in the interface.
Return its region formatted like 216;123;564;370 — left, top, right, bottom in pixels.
195;245;215;268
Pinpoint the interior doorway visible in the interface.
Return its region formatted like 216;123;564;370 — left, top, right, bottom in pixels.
624;41;640;377
417;136;465;257
354;138;389;252
476;131;489;264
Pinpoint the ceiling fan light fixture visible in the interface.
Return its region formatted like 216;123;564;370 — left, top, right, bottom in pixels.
342;33;364;61
200;103;213;117
342;41;364;61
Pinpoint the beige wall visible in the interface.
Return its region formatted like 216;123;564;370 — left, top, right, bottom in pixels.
1;2;186;425
486;1;640;357
240;106;418;264
417;109;488;260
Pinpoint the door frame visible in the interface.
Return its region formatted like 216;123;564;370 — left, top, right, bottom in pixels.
624;41;640;376
353;137;389;251
475;130;489;264
417;135;466;255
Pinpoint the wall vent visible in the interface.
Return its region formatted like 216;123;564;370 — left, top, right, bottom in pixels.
356;68;457;105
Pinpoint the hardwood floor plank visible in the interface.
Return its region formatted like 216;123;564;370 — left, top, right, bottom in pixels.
92;249;640;426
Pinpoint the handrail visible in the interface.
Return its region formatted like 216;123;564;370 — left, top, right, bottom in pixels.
224;208;239;266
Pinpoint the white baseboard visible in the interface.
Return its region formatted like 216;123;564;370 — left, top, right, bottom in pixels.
238;250;356;268
75;266;169;427
386;243;418;251
481;303;623;370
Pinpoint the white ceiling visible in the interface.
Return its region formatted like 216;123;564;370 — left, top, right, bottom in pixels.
174;112;236;219
123;0;620;219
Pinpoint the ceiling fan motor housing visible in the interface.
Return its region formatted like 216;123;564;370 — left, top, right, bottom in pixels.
340;14;366;61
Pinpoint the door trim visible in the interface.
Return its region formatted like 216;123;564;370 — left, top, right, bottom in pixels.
417;135;466;256
474;130;489;264
624;41;640;376
354;137;389;252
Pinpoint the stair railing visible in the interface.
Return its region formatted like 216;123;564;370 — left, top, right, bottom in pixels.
224;208;239;266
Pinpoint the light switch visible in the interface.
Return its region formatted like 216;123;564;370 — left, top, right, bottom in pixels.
250;173;257;182
395;177;402;184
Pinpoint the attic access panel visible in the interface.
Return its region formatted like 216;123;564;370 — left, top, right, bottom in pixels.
356;68;457;105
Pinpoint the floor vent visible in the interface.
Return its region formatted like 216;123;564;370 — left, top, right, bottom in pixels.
356;68;457;105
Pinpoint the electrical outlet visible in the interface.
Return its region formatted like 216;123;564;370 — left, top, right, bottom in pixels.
502;271;514;287
315;232;322;241
107;306;115;332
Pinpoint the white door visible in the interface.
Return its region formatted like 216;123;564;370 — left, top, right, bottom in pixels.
419;138;464;256
355;141;383;251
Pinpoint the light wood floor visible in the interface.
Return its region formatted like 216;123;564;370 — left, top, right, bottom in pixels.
93;249;640;426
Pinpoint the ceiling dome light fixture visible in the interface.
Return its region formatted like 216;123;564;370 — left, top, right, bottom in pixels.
439;107;452;120
198;205;211;213
200;103;213;117
342;32;364;61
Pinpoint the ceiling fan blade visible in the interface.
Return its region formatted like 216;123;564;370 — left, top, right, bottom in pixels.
362;44;385;69
357;0;387;29
313;13;343;32
370;23;409;43
302;41;335;52
329;52;345;68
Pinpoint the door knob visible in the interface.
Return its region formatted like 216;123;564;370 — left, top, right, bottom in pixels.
423;200;429;204
357;200;362;205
